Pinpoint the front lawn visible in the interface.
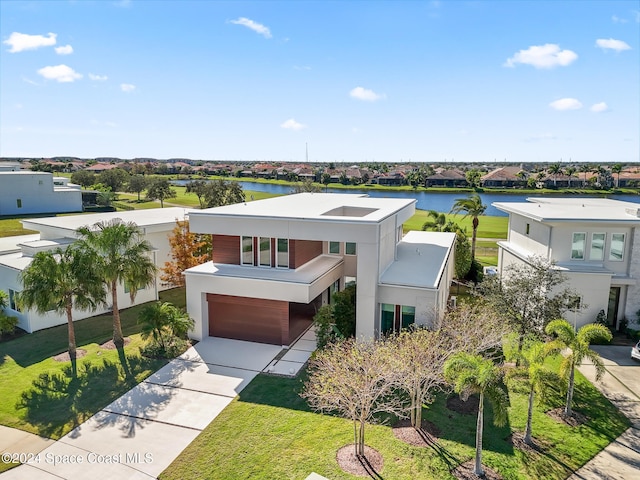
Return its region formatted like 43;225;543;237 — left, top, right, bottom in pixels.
160;358;629;480
0;288;185;439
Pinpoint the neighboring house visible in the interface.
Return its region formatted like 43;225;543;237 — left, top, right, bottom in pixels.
0;172;82;216
494;197;640;331
425;169;467;187
0;208;189;333
185;193;456;346
481;166;527;188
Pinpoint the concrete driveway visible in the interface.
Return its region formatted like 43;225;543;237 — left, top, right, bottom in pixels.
569;345;640;480
1;338;281;480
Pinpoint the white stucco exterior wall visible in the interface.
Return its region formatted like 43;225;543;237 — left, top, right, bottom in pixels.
0;172;82;216
625;226;640;326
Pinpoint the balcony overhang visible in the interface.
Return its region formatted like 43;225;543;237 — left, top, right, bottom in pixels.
184;254;344;304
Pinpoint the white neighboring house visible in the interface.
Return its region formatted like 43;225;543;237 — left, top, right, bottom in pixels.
0;171;83;216
0;208;189;333
494;197;640;331
185;193;456;346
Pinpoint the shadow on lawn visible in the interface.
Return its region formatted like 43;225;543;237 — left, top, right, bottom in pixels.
237;372;312;412
16;351;167;439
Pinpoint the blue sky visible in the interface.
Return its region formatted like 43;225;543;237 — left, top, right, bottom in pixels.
1;1;638;163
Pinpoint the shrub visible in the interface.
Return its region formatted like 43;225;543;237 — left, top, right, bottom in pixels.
0;312;19;336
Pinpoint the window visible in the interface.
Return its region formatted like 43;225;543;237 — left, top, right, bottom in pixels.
328;279;340;304
8;289;20;312
381;304;395;335
401;306;415;329
277;238;288;268
259;237;271;267
571;232;586;260
345;242;357;255
590;233;605;261
329;241;340;254
525;223;530;235
124;280;145;294
16;199;22;208
241;236;253;265
609;233;625;261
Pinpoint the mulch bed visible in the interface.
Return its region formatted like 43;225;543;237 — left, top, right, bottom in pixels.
53;349;88;362
336;445;384;477
392;418;441;447
447;394;480;415
546;407;588;427
451;460;503;480
100;337;131;350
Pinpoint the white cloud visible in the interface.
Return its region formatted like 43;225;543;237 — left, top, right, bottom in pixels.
596;38;631;52
230;17;272;38
88;73;108;81
611;15;627;23
349;86;385;102
55;44;73;55
21;76;39;86
120;83;136;92
504;43;578;69
37;64;82;83
4;32;57;53
549;98;582;111
590;102;608;112
280;118;306;131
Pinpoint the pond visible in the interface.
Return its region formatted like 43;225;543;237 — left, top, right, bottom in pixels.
171;180;640;217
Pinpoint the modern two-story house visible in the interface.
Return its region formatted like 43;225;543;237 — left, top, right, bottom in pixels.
185;193;456;345
0;171;83;216
494;197;640;330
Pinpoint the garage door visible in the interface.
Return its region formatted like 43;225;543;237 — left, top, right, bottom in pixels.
207;294;288;345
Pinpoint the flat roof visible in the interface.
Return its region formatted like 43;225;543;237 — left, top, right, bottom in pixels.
190;193;415;223
493;197;640;223
0;234;40;254
21;207;191;233
380;231;456;289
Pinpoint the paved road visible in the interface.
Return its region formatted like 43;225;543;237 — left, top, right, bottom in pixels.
569;345;640;480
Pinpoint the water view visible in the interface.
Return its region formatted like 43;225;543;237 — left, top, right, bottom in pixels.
172;180;640;217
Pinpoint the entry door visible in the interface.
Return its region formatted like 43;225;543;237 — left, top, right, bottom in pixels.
607;287;621;329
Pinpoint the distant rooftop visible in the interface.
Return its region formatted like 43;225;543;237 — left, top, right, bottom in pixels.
493;197;640;223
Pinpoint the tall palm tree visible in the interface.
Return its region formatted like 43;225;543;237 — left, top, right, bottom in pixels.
579;164;591;187
77;219;157;348
421;210;447;232
19;246;105;368
547;163;563;187
450;193;486;260
611;164;623;188
444;353;509;477
545;319;612;417
564;166;577;187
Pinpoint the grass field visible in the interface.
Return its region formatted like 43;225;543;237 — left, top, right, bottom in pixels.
0;218;39;238
160;356;629;480
403;211;509;239
0;288;185;440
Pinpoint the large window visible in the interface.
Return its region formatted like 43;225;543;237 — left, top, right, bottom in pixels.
259;237;271;267
241;236;253;265
401;306;415;329
329;241;340;254
277;238;289;268
9;289;20;312
609;233;625;261
590;233;605;261
571;232;586;260
381;304;395;335
345;242;357;255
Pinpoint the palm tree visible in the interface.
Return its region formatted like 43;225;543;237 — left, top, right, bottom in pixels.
564;166;577;187
444;353;509;477
77;219;157;348
578;164;591;187
545;319;612;417
611;164;623;188
19;246;105;370
450;193;486;260
421;210;447;232
548;163;563;187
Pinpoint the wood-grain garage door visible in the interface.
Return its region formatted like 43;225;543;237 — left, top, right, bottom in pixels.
207;294;288;345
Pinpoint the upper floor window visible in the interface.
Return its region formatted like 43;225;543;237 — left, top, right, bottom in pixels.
329;241;340;254
609;233;625;261
345;242;357;255
590;233;605;261
277;238;289;268
9;289;21;312
16;199;22;208
571;233;586;260
259;237;271;267
241;236;253;265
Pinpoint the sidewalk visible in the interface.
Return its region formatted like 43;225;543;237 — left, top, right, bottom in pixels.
569;345;640;480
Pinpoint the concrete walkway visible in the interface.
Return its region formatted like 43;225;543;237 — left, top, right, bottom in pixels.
1;338;282;480
569;345;640;480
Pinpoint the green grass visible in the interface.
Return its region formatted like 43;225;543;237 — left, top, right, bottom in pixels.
0;288;185;439
0;218;40;238
160;356;629;480
404;211;509;240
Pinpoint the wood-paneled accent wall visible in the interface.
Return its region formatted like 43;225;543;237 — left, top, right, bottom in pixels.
289;240;323;268
211;235;241;264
